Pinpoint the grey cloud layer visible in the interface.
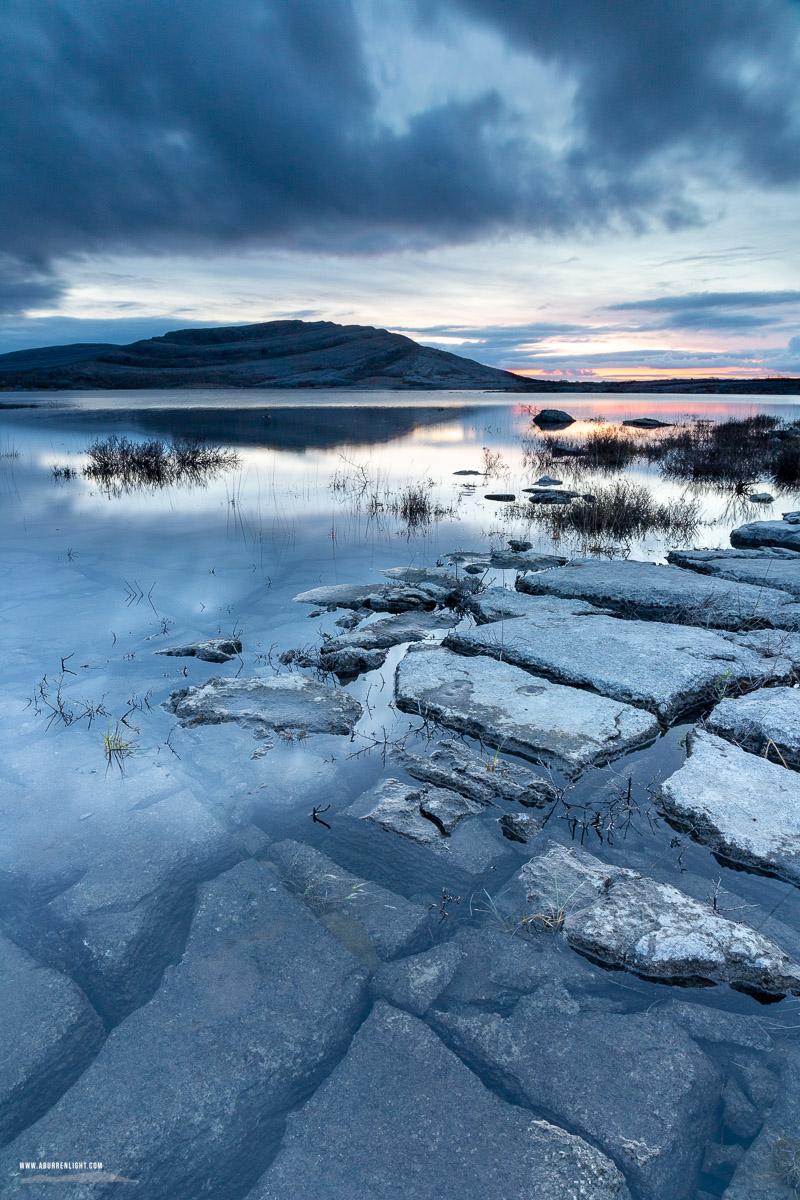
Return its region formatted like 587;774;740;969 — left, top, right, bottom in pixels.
1;0;799;313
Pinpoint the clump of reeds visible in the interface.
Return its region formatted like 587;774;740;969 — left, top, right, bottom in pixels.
83;435;239;489
527;480;701;544
656;415;782;487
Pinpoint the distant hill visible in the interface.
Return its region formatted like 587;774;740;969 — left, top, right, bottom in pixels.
0;320;521;390
0;319;797;393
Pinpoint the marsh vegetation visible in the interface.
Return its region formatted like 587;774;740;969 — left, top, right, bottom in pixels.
83;434;240;490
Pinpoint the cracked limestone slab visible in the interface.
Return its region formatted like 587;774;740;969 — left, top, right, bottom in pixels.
246;1002;629;1200
520;844;800;995
396;737;559;807
293;581;438;612
163;673;362;737
2;861;368;1200
429;1003;718;1200
707;686;800;765
324;609;450;653
468;586;608;624
658;728;800;884
516;558;800;630
395;645;659;774
668;547;800;598
446;607;792;721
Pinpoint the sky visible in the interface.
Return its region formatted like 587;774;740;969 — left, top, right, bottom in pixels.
1;0;799;379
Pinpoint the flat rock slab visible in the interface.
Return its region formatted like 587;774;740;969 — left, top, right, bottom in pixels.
707;686;800;765
484;549;567;570
3;861;368;1200
155;637;241;662
520;844;800;995
266;839;429;960
382;565;480;601
730;519;800;552
163;673;362;737
516;557;800;630
3;789;240;1025
658;1000;773;1051
623;418;672;427
658;728;800;884
723;1048;800;1199
369;943;463;1015
0;934;104;1145
345;778;505;875
668;547;800;598
396;737;559;806
328;609;448;651
469;586;607;623
395;645;659;774
446;606;791;721
247;1002;628;1200
430;1004;718;1200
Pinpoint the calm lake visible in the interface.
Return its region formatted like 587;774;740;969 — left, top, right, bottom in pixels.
2;389;800;1200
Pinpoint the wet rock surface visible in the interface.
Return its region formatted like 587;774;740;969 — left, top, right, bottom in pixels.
520;844;800;994
155;637;242;662
266;839;429;960
293;581;438;611
668;546;800;597
707;686;800;765
2;861;369;1200
533;408;575;427
446;604;791;720
396;737;559;807
369;942;463;1014
0;934;104;1145
0;789;241;1024
723;1048;800;1198
395;644;660;773
730;518;800;552
499;811;541;841
517;557;800;629
658;728;800;883
345;778;509;875
163;673;363;737
431;1003;719;1200
469;586;607;623
247;1002;629;1200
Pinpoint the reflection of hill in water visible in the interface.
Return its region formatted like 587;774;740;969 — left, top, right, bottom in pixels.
48;404;479;451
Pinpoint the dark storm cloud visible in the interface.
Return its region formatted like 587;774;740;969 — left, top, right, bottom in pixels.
438;0;800;183
1;0;798;313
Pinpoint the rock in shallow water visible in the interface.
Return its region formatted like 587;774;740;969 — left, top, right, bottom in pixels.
516;557;800;630
396;737;559;807
446;603;791;721
0;934;104;1145
2;861;368;1200
369;943;463;1015
155;637;241;662
723;1049;800;1199
520;844;800;995
658;728;800;884
246;1002;629;1200
163;673;362;737
430;1004;719;1200
395;644;659;774
707;686;800;765
730;518;800;552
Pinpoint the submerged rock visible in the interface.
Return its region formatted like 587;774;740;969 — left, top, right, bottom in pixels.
657;1000;774;1051
395;645;660;774
516;557;800;630
155;637;242;663
708;686;800;765
667;546;800;598
658;728;800;883
0;934;105;1145
622;417;672;428
2;862;368;1200
731;519;800;552
247;1003;628;1200
499;812;541;842
430;1004;719;1200
163;673;362;737
520;844;800;994
723;1049;800;1199
396;737;559;807
369;943;463;1015
446;604;792;721
533;408;575;427
267;840;428;960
